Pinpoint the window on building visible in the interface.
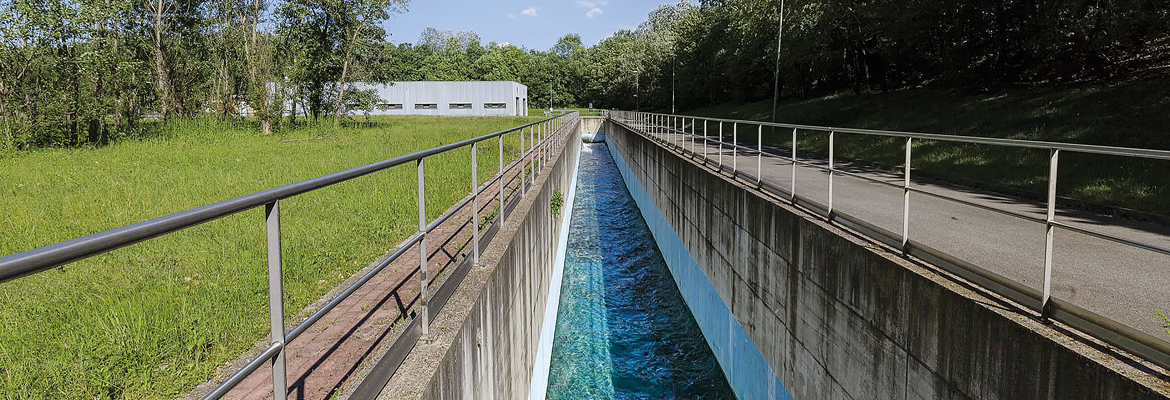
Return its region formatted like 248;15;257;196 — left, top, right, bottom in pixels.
377;103;403;110
449;103;472;109
415;103;437;110
484;103;507;109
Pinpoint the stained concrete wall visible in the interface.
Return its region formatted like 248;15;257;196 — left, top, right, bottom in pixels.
601;119;1167;400
378;123;581;400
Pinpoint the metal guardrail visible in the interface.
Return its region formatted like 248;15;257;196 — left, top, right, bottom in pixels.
0;111;579;399
609;110;1170;372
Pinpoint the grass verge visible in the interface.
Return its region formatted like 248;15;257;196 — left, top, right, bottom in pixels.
0;115;537;398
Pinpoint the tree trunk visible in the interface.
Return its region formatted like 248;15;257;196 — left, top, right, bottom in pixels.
332;28;361;128
151;0;170;118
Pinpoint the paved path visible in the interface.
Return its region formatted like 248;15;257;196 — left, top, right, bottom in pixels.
655;129;1170;340
196;150;538;400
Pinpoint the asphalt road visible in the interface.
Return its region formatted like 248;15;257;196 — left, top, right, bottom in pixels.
659;131;1170;341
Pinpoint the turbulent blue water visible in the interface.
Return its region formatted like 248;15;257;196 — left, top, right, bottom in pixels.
547;143;735;400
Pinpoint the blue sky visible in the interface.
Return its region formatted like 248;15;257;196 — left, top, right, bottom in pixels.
384;1;673;51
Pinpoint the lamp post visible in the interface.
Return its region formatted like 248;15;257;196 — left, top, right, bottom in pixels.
771;0;786;124
634;70;640;111
549;80;553;112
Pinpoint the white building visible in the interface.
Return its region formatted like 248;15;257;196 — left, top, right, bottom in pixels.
352;81;528;117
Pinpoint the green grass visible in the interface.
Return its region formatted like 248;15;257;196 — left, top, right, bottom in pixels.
685;72;1170;218
0;115;538;398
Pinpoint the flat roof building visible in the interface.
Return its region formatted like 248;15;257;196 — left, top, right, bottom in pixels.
351;81;528;117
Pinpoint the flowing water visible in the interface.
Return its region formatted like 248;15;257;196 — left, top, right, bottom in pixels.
546;143;735;399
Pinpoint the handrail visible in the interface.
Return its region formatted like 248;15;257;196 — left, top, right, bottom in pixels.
0;111;580;400
608;110;1170;373
0;116;568;282
637;111;1170;161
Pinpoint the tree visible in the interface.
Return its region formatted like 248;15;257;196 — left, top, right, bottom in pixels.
329;0;407;127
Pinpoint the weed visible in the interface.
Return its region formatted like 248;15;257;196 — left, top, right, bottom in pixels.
550;189;564;218
1158;311;1170;339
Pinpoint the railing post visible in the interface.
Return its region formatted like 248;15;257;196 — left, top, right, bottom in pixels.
417;158;430;340
265;201;286;400
1042;149;1059;321
498;134;505;228
471;143;480;268
529;124;535;186
703;120;708;161
828;130;835;216
718;122;723;169
791;128;797;204
733;122;738;174
684;118;690;154
902;137;912;252
757;125;763;185
520;126;526;199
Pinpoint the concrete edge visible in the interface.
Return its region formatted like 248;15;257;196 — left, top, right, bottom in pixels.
375;122;581;399
526;141;584;400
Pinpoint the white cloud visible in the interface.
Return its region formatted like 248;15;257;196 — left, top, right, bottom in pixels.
576;1;606;21
521;7;538;17
586;8;603;20
507;13;517;19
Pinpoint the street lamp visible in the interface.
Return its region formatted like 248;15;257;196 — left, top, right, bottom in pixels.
633;70;640;111
771;0;786;124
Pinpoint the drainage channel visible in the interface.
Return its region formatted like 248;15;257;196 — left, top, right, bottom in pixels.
532;142;735;399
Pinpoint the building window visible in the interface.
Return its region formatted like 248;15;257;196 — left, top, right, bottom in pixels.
377;103;403;111
484;103;507;109
415;103;437;110
449;103;472;109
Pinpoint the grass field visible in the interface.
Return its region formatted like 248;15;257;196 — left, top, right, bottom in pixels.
684;72;1170;218
0;115;539;398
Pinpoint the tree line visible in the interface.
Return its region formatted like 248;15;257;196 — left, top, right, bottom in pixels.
3;0;1166;150
0;0;407;149
580;0;1169;113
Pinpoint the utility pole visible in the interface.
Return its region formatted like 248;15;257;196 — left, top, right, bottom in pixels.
672;62;676;114
771;0;786;124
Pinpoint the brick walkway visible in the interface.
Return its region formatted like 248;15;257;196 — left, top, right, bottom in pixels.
197;148;545;400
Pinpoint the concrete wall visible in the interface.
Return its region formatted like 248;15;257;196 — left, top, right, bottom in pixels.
601;119;1167;400
379;123;580;399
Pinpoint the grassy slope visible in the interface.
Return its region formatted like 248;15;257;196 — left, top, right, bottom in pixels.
0;115;536;398
685;72;1170;217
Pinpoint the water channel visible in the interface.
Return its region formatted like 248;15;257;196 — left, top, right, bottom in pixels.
544;143;735;399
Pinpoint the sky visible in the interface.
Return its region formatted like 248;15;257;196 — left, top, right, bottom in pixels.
384;1;674;51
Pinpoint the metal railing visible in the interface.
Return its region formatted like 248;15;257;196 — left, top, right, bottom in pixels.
0;111;579;399
609;110;1170;372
